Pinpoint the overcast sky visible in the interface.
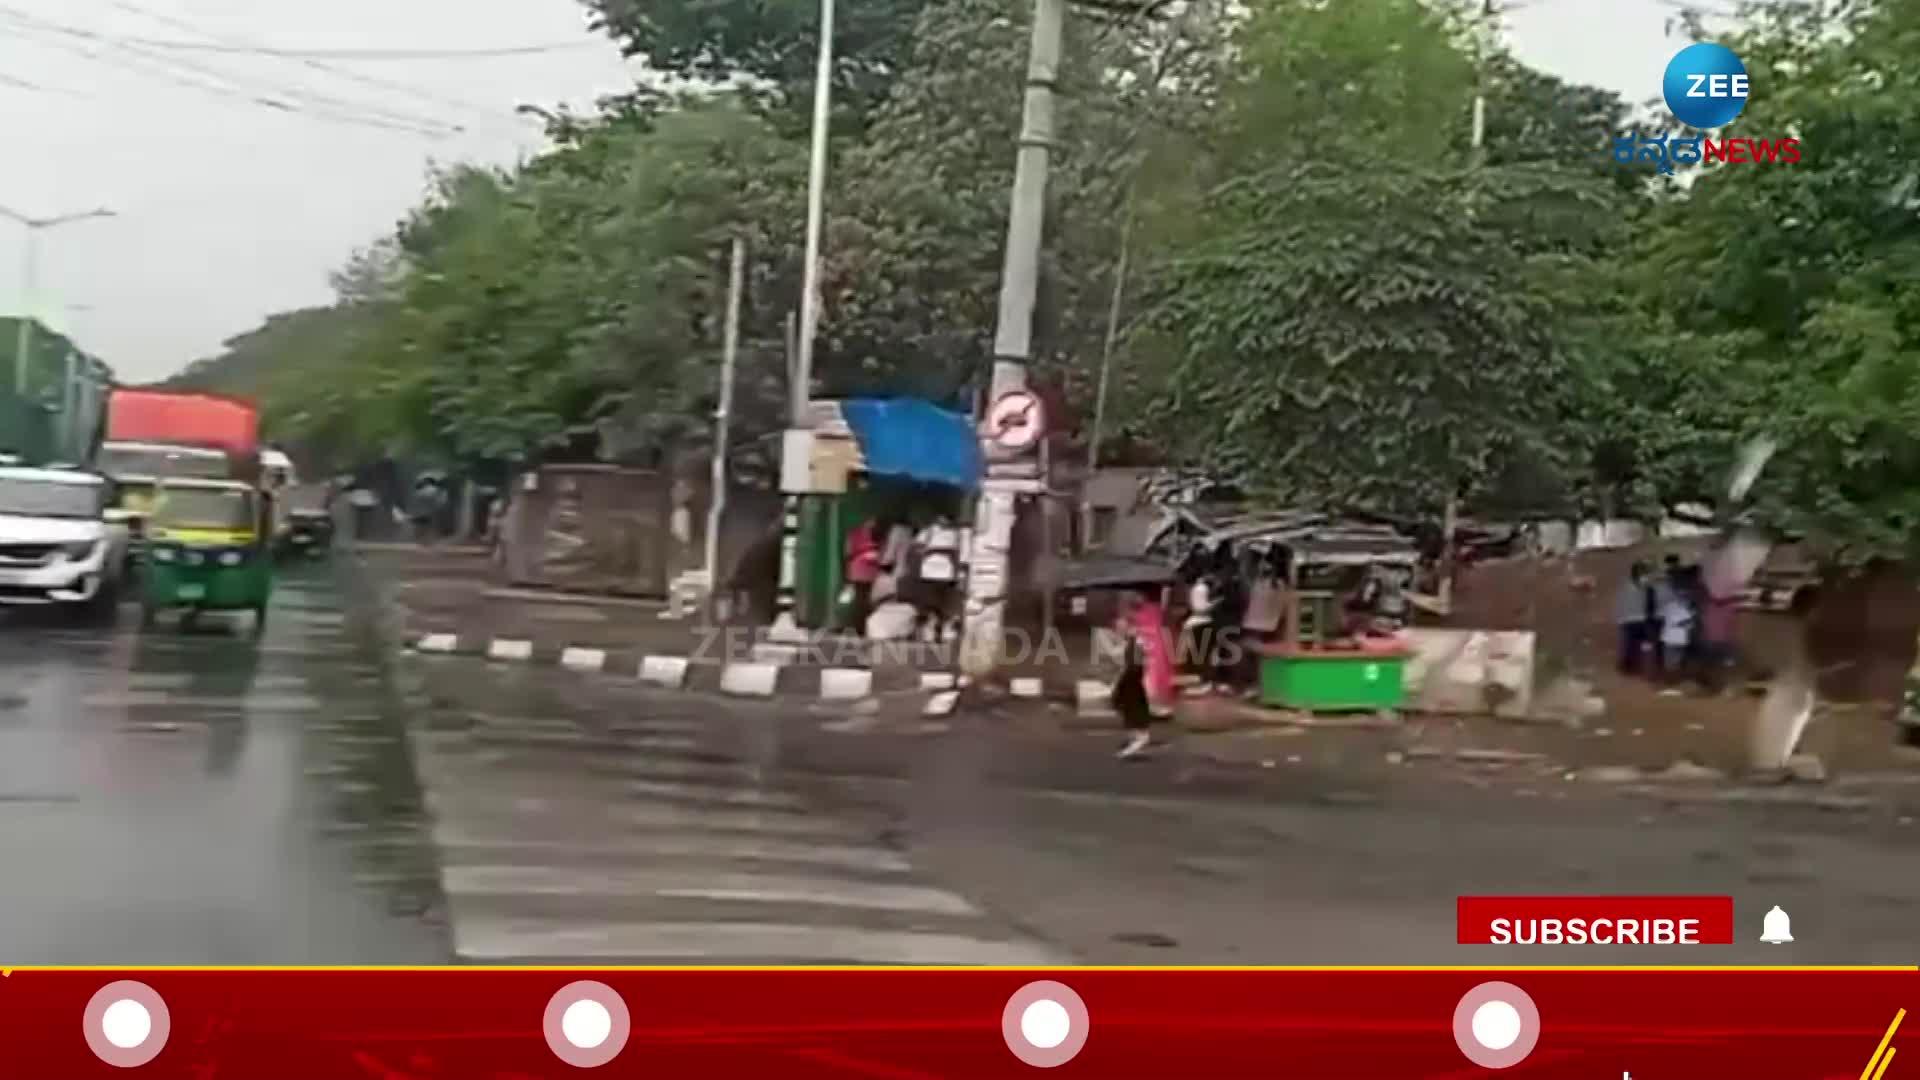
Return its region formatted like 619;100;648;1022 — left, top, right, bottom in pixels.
0;0;1715;384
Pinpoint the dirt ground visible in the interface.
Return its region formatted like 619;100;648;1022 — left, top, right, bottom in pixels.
1436;542;1920;776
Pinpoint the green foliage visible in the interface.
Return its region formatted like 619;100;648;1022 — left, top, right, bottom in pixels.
582;0;931;127
1633;0;1920;557
1125;0;1622;515
170;0;1920;565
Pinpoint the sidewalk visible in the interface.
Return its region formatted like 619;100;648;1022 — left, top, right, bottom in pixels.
356;543;1920;810
362;545;1049;710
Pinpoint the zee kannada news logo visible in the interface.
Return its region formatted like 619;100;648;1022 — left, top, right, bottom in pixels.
1614;42;1801;174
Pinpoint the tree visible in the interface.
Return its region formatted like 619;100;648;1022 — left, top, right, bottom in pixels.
1122;0;1620;514
581;0;931;127
1630;0;1920;557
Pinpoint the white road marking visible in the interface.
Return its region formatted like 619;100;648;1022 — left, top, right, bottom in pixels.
452;919;1066;965
442;866;979;916
428;828;913;874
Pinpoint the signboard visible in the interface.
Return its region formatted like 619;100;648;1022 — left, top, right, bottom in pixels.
985;391;1045;453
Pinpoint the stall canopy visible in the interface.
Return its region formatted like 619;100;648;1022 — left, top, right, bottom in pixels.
1149;507;1421;566
839;398;982;491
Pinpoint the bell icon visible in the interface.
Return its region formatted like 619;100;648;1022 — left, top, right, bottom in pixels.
1760;905;1794;944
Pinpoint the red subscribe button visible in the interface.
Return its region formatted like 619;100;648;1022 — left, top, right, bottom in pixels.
1457;895;1734;945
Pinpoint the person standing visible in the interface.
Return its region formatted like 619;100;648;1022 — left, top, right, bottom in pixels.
1616;561;1654;675
1115;588;1176;759
844;518;882;635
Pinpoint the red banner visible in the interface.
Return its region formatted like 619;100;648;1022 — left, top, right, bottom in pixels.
2;967;1913;1077
1457;895;1736;945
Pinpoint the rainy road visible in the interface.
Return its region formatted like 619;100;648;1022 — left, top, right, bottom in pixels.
7;560;1920;966
0;568;448;964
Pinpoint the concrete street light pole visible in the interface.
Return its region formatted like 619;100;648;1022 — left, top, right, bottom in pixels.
959;0;1066;677
1;205;115;397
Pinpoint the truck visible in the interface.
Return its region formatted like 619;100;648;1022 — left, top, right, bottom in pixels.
96;389;262;566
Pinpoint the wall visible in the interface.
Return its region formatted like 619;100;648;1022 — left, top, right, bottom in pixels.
1402;628;1538;719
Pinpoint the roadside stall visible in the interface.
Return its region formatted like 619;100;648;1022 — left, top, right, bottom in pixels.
787;398;982;632
1151;510;1421;713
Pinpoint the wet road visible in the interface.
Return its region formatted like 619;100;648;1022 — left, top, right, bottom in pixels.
7;559;1920;966
405;656;1920;966
0;568;447;964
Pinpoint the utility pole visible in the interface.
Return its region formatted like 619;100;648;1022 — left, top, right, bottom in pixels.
1;206;115;399
959;0;1066;678
1438;0;1497;615
771;0;836;642
706;236;745;622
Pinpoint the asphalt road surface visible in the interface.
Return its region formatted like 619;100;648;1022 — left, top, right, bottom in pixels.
0;567;447;964
5;562;1920;965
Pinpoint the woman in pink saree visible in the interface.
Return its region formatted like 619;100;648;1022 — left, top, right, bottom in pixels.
1115;588;1176;758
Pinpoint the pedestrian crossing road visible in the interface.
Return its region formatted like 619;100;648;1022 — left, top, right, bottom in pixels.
406;693;1068;965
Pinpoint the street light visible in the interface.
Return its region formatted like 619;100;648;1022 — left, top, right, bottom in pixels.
1;204;116;397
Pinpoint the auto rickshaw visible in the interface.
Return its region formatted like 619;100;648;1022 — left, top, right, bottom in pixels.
139;478;274;633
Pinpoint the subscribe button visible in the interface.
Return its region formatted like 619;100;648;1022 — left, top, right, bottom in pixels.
1458;896;1734;945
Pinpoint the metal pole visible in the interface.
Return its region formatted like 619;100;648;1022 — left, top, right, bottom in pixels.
960;0;1066;679
13;231;35;397
794;0;835;417
1438;0;1495;615
62;348;76;461
1083;199;1133;546
707;237;745;616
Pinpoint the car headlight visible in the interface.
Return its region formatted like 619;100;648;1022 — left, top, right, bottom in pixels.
218;551;244;567
150;547;176;563
61;540;99;561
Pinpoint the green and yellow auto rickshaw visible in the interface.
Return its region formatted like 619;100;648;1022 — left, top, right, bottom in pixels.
139;478;274;632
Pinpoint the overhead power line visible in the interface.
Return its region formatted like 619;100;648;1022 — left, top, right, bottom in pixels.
0;6;463;137
122;39;607;61
102;0;524;129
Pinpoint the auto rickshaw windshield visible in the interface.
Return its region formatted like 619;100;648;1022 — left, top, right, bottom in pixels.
153;488;256;531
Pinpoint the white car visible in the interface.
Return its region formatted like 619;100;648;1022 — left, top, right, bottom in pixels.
0;466;128;614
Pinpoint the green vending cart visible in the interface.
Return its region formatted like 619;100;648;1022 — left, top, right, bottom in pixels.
1255;642;1408;712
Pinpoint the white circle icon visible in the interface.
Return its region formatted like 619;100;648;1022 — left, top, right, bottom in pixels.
542;981;631;1068
102;999;153;1049
1452;981;1540;1069
1471;1000;1522;1050
562;999;613;1050
1002;981;1089;1067
1020;999;1071;1049
83;980;171;1068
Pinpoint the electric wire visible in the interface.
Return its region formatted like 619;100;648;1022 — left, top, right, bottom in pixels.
0;7;462;136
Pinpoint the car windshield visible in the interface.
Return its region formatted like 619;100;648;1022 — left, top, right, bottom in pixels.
0;478;102;519
153;488;255;531
99;446;230;481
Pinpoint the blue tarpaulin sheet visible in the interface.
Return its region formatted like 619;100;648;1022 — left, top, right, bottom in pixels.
840;398;982;491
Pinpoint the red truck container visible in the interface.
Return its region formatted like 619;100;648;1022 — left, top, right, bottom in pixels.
104;390;260;458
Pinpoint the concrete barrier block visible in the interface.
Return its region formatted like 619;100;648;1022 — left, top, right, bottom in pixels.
820;668;874;701
1010;677;1043;699
919;672;957;691
639;655;690;689
751;642;801;666
487;639;533;662
559;647;607;672
720;662;780;697
1076;679;1114;714
415;633;459;654
924;690;960;717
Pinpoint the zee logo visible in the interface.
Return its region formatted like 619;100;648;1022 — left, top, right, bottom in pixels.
1663;43;1749;129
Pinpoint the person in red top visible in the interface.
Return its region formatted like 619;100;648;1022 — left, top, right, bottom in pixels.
1114;588;1177;759
845;519;883;634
